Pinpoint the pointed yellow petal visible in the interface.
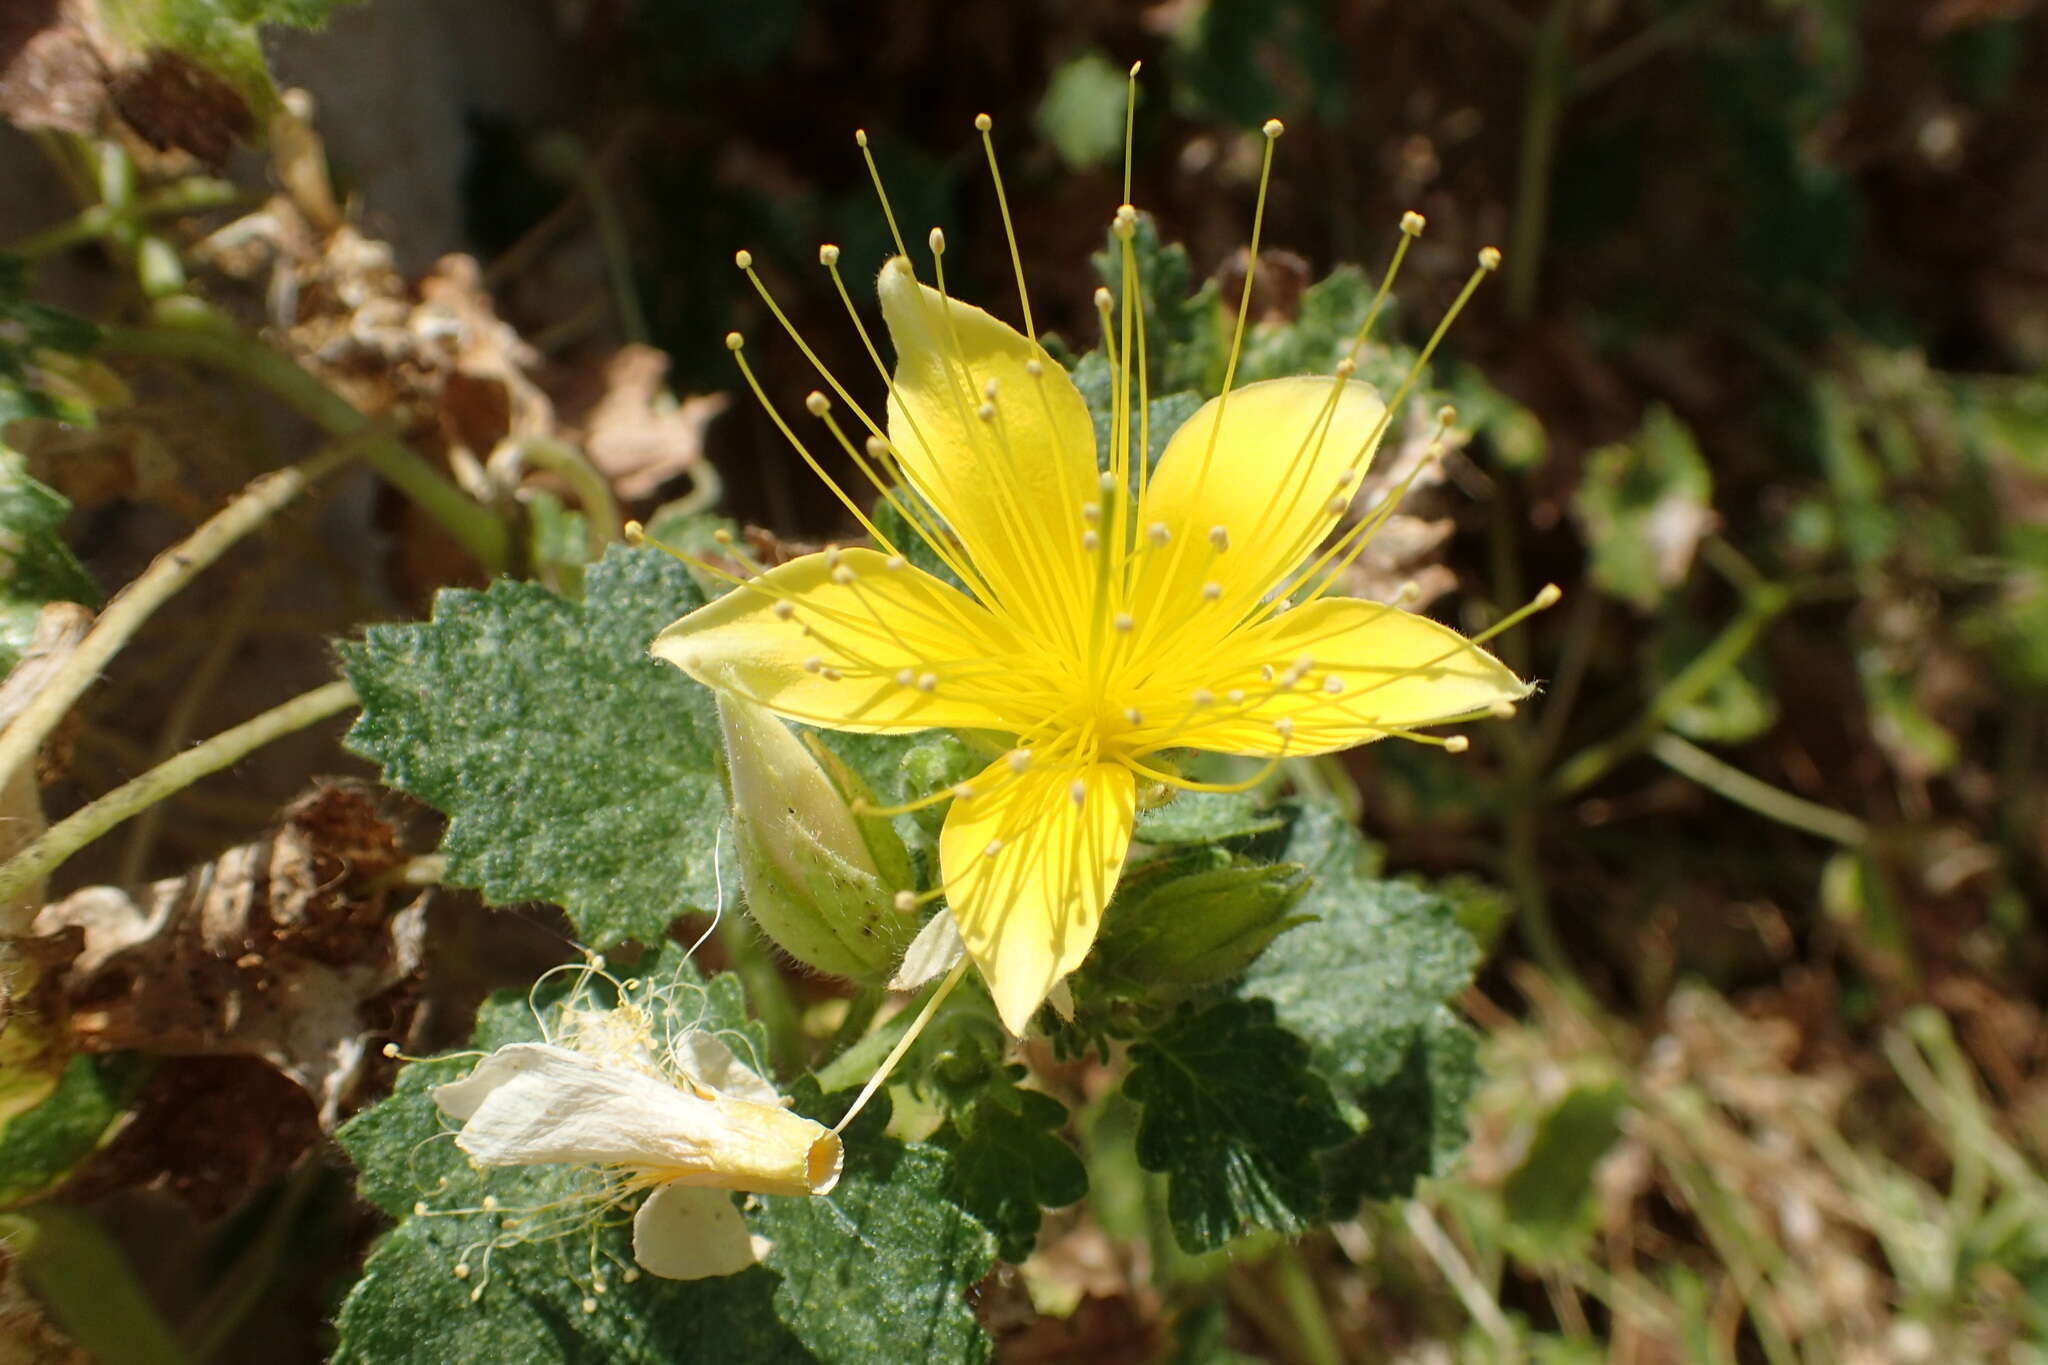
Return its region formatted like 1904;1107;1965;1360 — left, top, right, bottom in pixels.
1161;597;1529;757
877;258;1096;644
651;548;1037;734
937;757;1134;1034
1133;376;1386;626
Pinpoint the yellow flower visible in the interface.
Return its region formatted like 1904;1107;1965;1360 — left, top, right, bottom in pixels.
650;119;1535;1034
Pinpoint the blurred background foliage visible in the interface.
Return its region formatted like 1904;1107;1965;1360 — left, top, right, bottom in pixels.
1;0;2045;1360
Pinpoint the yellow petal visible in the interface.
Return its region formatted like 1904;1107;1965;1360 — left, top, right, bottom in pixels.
877;258;1097;647
1160;597;1529;757
937;757;1134;1034
651;548;1039;734
1132;376;1387;628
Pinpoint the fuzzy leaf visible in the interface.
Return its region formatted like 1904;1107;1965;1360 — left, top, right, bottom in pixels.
0;1054;150;1205
338;546;723;946
1134;790;1286;846
337;956;991;1365
1125;996;1351;1252
1316;1007;1481;1208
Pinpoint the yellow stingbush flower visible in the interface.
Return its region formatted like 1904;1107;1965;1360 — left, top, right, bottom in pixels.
649;102;1540;1034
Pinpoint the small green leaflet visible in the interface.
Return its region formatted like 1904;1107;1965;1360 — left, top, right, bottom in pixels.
1;257;100;428
1570;402;1715;612
0;1054;151;1205
338;546;725;946
0;445;101;677
336;956;993;1365
933;1070;1087;1262
1125;996;1351;1253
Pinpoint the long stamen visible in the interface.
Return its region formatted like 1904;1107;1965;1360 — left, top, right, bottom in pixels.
855;128;912;263
1122;62;1141;206
832;959;968;1135
975;113;1034;340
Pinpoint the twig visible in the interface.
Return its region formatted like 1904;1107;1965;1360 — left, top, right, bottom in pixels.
1402;1201;1521;1360
0;441;357;802
1269;1245;1345;1365
0;680;358;907
1649;733;1868;847
1505;0;1580;322
99;298;510;573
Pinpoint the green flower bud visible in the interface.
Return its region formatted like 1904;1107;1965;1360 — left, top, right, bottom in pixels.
717;697;914;979
1094;859;1310;991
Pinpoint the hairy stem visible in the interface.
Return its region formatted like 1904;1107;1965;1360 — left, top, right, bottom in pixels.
0;680;358;907
1649;733;1867;847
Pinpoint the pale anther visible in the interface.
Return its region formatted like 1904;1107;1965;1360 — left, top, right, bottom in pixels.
951;782;975;800
928;226;946;254
772;601;795;620
1193;688;1216;706
1209;525;1230;550
1275;717;1295;738
1081;503;1101;524
412;1201;428;1216
1325;494;1349;515
974;112;992;132
1093;286;1113;312
1113;613;1134;632
825;546;842;567
582;1298;598;1315
1201;582;1222;601
895;668;915;687
917;672;938;692
1147;522;1170;546
1263;118;1285;138
1336;468;1357;488
1081;530;1100;552
819;243;840;266
1123;707;1143;726
453;1263;470;1279
820;667;843;682
733;249;753;269
1535;583;1564;607
481;1196;499;1212
885;555;906;570
976;402;995;422
1226;688;1245;704
1099;471;1117;492
894;890;917;912
865;435;889;458
855;128;868;147
803;656;823;673
1323;676;1344;695
1401;209;1426;236
982;378;999;400
1069;779;1087;806
724;331;744;351
983;840;1003;858
1007;749;1033;774
1025;358;1044;378
1336;357;1357;377
805;391;830;416
1489;700;1517;718
1438;404;1458;427
1445;735;1471;753
1478;246;1503;271
1260;665;1275;681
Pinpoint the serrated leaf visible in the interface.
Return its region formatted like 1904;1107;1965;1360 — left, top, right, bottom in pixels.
1501;1080;1630;1256
1125;996;1351;1252
1316;1006;1480;1208
1090;212;1221;396
337;954;992;1365
1239;802;1479;1095
933;1075;1087;1261
0;445;101;677
338;546;723;945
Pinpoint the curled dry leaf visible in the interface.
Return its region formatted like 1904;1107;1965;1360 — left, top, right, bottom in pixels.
554;343;724;501
28;780;426;1126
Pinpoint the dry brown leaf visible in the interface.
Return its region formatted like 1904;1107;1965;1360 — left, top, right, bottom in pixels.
28;780;425;1126
554;344;725;500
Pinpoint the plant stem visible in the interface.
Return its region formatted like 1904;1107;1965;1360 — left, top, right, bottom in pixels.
1648;733;1867;847
1402;1201;1521;1360
0;441;357;810
99;299;510;573
1549;585;1789;798
6;179;243;258
179;1158;323;1362
0;680;358;907
1505;0;1579;322
1269;1245;1344;1365
715;914;804;1074
2;1206;192;1365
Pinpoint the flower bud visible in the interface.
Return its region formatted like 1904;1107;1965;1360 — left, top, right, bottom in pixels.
1093;859;1310;991
717;697;913;978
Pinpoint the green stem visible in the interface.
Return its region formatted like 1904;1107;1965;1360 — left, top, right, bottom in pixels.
1549;585;1789;798
99;300;510;573
0;680;358;907
1269;1245;1344;1365
6;179;243;258
2;1206;192;1365
512;437;621;553
1506;0;1579;322
1648;733;1867;847
0;441;357;844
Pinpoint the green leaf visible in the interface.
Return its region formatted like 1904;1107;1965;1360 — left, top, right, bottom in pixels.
338;546;724;946
1034;50;1129;171
1134;789;1286;845
1093;860;1310;991
1501;1081;1631;1255
1238;802;1485;1203
932;1071;1087;1261
0;1054;150;1206
1125;996;1351;1252
1;258;102;429
337;955;992;1364
1570;403;1715;612
107;0;366;120
0;445;101;676
1315;1007;1480;1209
